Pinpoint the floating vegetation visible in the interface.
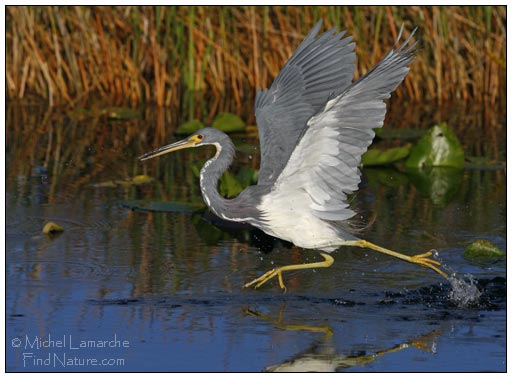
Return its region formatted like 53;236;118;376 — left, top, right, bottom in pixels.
464;239;505;262
405;123;465;169
92;175;154;188
175;119;205;135
212;112;245;133
361;144;412;166
175;112;245;135
42;221;64;235
219;171;245;198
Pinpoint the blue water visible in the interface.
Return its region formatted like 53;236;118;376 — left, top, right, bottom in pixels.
6;105;506;372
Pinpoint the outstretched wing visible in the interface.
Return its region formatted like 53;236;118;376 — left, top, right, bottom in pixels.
255;20;356;185
272;27;417;221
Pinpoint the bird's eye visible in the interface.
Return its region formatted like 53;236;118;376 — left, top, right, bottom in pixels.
197;134;203;140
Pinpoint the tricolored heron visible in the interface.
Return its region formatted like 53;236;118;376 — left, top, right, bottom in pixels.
140;20;448;291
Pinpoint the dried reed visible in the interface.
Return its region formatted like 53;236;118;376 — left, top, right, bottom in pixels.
6;6;506;123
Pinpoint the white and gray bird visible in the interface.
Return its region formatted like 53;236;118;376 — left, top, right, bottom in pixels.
140;20;448;290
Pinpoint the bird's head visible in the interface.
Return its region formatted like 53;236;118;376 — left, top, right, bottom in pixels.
139;127;230;161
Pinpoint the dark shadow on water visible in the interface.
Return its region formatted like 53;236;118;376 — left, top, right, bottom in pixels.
195;210;293;253
88;277;505;313
85;277;505;372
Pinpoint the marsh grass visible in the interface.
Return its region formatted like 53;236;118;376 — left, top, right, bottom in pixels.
6;6;506;123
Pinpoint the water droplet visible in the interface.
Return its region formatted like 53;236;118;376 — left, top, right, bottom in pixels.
447;273;482;307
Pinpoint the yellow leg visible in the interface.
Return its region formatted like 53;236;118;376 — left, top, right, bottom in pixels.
342;239;448;279
244;252;334;291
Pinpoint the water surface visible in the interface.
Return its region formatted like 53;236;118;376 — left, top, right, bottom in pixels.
6;103;506;372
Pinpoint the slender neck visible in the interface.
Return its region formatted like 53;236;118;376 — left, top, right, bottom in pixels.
199;140;236;219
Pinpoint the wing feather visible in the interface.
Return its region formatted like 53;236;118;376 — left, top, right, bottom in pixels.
273;27;417;222
255;20;356;185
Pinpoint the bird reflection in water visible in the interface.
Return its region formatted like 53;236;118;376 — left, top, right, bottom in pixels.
245;306;441;372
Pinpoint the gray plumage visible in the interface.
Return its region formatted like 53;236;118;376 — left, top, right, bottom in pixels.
273;25;417;222
255;20;356;185
139;21;417;251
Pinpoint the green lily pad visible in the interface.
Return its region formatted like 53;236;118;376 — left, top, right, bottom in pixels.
105;107;141;119
212;112;245;133
374;128;426;140
464;239;505;261
406;166;463;206
175;119;204;135
405;123;465;169
219;171;244;198
119;200;203;213
361;144;411;166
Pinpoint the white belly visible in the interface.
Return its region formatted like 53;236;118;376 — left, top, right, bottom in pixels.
257;191;341;251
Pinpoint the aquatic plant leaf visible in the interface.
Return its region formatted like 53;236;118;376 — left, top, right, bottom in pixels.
212;112;245;133
406;166;463;206
464;239;505;261
219;171;244;198
92;181;117;188
361;144;411;166
190;162;255;196
131;175;154;185
43;222;64;235
405;123;465;169
119;200;203;213
92;175;153;188
105;107;141;119
175;119;205;135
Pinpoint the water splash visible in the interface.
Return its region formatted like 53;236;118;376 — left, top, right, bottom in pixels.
430;249;482;307
447;273;482;307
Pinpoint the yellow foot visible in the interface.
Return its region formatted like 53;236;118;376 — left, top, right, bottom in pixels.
409;250;448;278
244;267;288;291
244;253;334;292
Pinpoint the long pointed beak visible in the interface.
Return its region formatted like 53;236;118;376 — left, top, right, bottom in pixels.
139;138;196;162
